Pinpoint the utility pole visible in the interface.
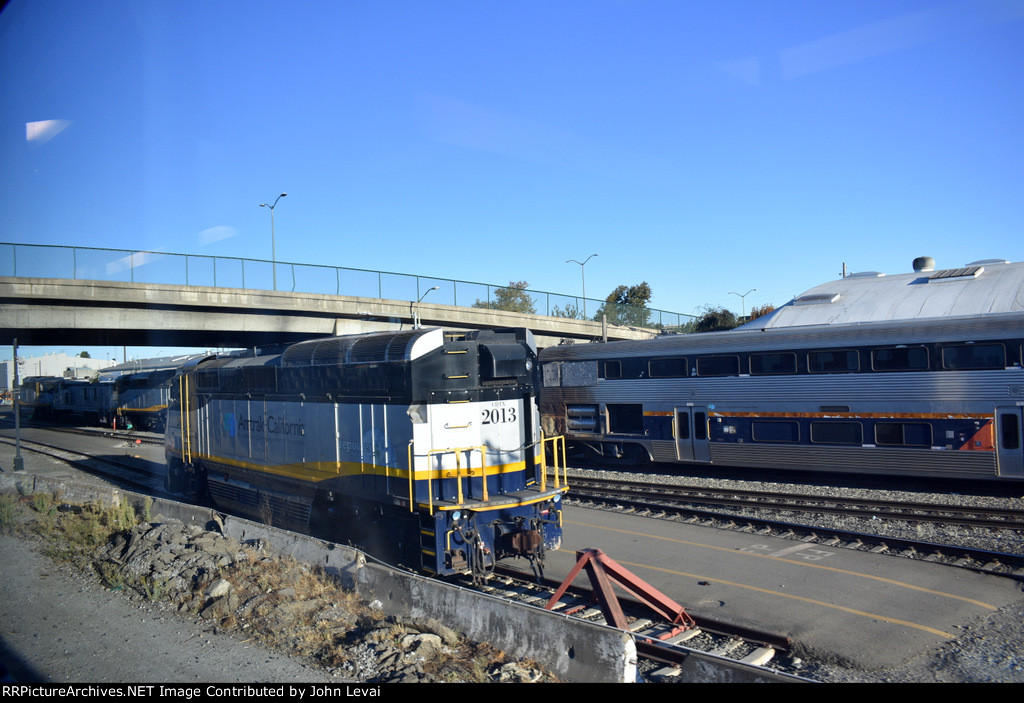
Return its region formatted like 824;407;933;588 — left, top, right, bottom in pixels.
11;339;24;472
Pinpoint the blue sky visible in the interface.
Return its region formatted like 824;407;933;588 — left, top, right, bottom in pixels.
2;0;1023;361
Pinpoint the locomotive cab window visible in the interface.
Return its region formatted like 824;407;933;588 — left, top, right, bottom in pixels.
602;361;622;379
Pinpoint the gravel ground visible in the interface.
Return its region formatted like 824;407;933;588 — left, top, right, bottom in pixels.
565;463;1024;683
0;536;343;684
4;434;1024;683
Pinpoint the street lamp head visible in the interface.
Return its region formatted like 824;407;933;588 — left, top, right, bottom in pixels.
261;193;288;209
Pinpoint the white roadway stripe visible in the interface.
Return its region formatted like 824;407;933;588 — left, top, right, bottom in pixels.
763;543;824;558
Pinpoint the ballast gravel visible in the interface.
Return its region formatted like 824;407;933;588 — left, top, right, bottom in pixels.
566;464;1024;683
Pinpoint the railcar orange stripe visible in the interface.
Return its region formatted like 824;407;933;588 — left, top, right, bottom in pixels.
708;411;991;420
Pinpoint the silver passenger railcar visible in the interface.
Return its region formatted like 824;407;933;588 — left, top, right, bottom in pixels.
540;259;1024;480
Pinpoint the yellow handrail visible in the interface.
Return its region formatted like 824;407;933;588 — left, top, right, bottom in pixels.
540;434;568;492
408;443;488;514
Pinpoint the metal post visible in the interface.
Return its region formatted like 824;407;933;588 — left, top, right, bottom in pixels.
567;254;598;318
11;339;24;472
414;287;439;329
729;289;756;318
260;193;287;291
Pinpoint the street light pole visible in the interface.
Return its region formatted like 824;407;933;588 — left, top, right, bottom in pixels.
260;193;287;291
567;254;598;318
414;286;440;329
729;288;756;318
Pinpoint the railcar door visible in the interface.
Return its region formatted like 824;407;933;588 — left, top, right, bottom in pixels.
995;407;1024;478
674;405;711;463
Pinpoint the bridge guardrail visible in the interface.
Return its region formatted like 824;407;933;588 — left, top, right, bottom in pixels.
0;242;695;331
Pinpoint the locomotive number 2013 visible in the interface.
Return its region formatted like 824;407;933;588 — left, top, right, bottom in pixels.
481;406;517;425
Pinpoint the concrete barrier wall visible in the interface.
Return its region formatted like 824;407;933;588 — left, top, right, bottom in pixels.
1;475;637;683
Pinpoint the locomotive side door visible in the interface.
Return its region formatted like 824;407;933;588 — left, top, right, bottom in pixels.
995;407;1024;478
674;405;711;463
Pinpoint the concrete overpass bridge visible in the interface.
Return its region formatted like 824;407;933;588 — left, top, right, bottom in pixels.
0;276;660;349
0;242;692;350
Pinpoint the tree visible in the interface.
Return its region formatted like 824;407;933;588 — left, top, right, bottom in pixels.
594;282;652;327
748;303;776;321
550;302;584;319
472;281;536;314
692;305;739;333
78;351;91;358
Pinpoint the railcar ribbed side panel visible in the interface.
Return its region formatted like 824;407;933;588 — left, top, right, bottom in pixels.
705;444;997;477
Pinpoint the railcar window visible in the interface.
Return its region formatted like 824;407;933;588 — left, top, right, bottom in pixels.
1001;414;1021;451
603;361;622;379
693;411;707;440
871;346;929;372
810;421;863;445
607;404;643;434
941;343;1006;370
875;422;932;447
749;352;797;375
751;420;799;443
696;355;739;377
807;350;859;374
649;357;687;378
675;413;690;440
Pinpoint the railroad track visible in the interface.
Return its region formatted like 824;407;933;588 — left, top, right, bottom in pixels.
2;417;165;446
566;475;1024;530
2;434;812;682
561;473;1024;581
474;567;812;683
0;436;166;495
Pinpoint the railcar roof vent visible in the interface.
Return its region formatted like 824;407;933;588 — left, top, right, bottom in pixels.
847;271;884;278
927;265;985;282
966;259;1010;266
913;256;935;272
793;292;841;306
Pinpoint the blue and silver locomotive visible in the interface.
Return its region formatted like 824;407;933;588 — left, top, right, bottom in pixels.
165;327;566;579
